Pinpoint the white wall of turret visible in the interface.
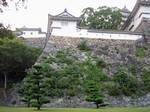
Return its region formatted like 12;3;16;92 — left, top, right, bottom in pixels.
127;6;150;31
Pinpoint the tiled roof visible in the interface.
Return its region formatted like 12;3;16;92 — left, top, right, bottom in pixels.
121;6;130;13
16;27;46;34
49;9;80;21
16;28;41;32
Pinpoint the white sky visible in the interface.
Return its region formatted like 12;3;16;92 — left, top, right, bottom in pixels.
0;0;137;32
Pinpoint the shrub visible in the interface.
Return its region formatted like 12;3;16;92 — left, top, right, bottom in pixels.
142;70;150;93
135;47;147;58
112;68;140;96
77;41;91;51
96;59;106;68
129;64;137;76
107;83;122;96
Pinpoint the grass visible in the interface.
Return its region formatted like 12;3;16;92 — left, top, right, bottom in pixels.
0;107;150;112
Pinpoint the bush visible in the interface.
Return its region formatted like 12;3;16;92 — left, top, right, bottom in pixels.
96;59;106;68
135;47;147;58
142;70;150;93
112;68;140;96
77;41;91;51
107;83;122;96
0;24;16;39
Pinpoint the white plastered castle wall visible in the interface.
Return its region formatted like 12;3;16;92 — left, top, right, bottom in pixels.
51;20;143;40
19;31;46;38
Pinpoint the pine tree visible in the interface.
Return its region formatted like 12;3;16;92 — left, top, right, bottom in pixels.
20;64;50;110
85;80;103;108
83;58;106;108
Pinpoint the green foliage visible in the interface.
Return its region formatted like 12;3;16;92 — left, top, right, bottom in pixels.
80;6;122;30
40;50;83;98
55;50;74;64
82;58;107;108
85;80;103;108
0;38;41;90
111;68;140;96
23;50;107;108
0;38;41;75
129;64;137;76
96;59;106;68
20;65;50;110
135;47;147;58
106;82;121;96
77;41;91;51
0;24;15;39
142;70;150;93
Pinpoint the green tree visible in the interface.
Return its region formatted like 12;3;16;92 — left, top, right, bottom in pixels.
20;64;50;110
80;7;94;27
80;6;122;30
83;58;107;108
85;80;103;108
0;24;15;39
0;38;41;98
43;50;83;98
19;76;32;107
113;68;140;96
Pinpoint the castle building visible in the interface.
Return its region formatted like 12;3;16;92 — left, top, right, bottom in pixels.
47;0;150;40
120;6;131;27
47;8;142;40
122;0;150;33
16;27;46;38
47;9;80;38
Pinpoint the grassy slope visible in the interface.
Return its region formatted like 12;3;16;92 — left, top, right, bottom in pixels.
0;107;150;112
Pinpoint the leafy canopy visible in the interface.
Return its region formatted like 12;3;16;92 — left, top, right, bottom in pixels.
80;6;122;30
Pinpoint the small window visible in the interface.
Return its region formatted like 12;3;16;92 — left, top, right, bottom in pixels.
61;21;68;26
30;32;33;35
129;25;134;31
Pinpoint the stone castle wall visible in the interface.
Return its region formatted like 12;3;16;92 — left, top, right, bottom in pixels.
9;36;149;107
49;36;138;49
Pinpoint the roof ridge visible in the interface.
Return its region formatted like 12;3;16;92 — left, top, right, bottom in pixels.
55;9;76;18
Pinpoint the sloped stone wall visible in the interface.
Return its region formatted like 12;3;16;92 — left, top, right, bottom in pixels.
8;36;149;107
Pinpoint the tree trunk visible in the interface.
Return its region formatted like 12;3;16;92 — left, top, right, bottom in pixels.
27;101;30;107
3;73;7;98
37;97;40;110
96;103;99;109
37;105;40;110
37;80;41;110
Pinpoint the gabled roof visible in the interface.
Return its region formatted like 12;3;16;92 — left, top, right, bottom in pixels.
49;9;80;21
55;8;76;18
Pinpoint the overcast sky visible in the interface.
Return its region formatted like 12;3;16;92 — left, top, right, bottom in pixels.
0;0;137;32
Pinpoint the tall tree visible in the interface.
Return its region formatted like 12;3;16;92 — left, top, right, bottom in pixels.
0;38;41;98
80;7;94;27
20;64;50;110
80;6;122;30
82;58;107;108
